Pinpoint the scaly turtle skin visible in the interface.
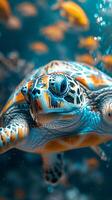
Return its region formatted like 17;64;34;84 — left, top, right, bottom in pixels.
0;60;112;184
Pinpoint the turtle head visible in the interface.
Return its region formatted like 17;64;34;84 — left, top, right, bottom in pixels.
21;72;112;134
22;73;88;130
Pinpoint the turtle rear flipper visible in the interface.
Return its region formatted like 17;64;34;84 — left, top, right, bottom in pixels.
42;153;64;184
0;116;29;153
91;146;107;161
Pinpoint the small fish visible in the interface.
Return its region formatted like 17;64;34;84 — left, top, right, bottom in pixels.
79;36;99;51
41;22;67;41
17;2;37;17
7;15;21;30
29;42;48;54
52;0;89;30
100;55;112;72
75;54;96;65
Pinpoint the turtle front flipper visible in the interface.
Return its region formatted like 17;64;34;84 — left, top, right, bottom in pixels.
0;117;29;153
42;153;64;184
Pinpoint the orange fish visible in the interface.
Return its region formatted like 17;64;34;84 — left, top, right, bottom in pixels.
79;36;99;51
100;55;112;71
75;54;96;65
0;0;11;22
7;16;21;29
30;42;48;54
17;2;37;17
41;21;67;41
52;0;89;30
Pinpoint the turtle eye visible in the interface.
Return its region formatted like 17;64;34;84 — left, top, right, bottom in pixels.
49;74;68;96
102;100;112;125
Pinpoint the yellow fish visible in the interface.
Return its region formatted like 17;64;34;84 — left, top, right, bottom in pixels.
52;0;89;30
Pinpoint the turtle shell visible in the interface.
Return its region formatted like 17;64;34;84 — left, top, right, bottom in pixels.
1;60;112;115
44;60;112;90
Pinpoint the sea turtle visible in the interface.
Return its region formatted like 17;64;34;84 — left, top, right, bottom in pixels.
0;60;112;184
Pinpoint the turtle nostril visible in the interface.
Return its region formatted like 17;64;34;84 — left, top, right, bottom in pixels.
32;88;37;95
32;88;40;96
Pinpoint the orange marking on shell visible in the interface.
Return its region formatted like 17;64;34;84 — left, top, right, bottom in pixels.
18;128;24;140
10;132;17;142
1;134;7;145
15;92;25;103
5;129;10;137
76;76;88;88
42;76;49;87
90;74;106;87
28;80;33;89
44;92;50;107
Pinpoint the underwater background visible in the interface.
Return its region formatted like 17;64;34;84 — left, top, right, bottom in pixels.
0;0;112;199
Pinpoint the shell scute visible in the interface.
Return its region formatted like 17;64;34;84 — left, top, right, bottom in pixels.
44;61;112;90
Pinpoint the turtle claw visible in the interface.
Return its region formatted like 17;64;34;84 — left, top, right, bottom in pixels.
44;164;63;184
